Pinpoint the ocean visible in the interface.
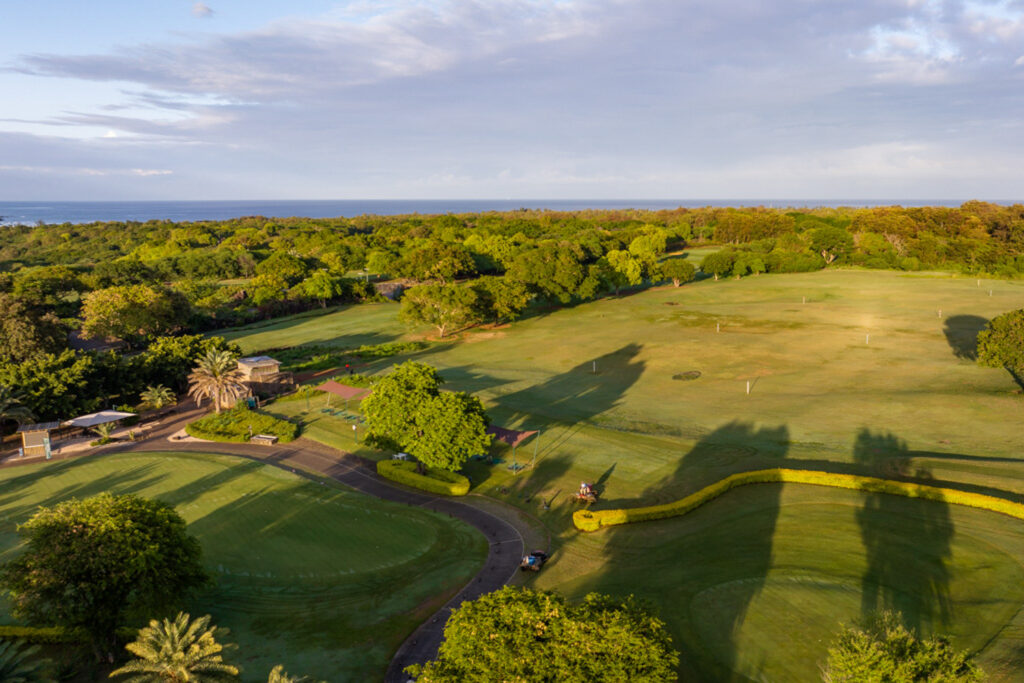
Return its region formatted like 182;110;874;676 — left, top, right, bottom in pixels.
0;198;1005;226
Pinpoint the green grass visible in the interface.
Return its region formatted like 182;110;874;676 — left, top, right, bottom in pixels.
0;452;487;682
226;265;1024;680
533;483;1024;681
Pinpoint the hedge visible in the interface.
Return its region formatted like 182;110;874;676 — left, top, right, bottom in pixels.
573;468;1024;532
377;460;470;496
0;625;138;643
185;406;298;443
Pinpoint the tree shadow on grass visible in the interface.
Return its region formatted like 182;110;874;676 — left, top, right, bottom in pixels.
854;428;953;634
495;343;647;424
587;421;790;681
942;315;988;361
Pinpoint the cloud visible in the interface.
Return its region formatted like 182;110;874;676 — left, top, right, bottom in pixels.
3;1;1024;199
192;2;214;18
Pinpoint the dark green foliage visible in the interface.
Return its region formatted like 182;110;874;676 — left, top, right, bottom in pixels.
823;611;984;682
81;285;191;346
658;259;696;287
132;335;241;393
90;259;157;287
12;266;86;318
0;350;99;421
407;587;680;682
399;283;480;338
976;309;1024;377
809;226;855;264
506;244;587;303
394;243;477;283
185;405;299;443
255;252;309;286
0;640;54;682
361;361;490;472
471;276;533;323
0;494;207;658
0;294;67;362
700;251;736;280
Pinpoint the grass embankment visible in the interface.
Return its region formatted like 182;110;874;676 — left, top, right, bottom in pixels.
0;452;487;681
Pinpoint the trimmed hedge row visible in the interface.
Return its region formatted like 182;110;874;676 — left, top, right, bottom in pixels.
0;625;137;643
573;468;1024;532
377;460;470;496
186;406;298;443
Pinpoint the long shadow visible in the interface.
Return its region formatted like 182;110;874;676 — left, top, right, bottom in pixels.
588;421;790;681
943;315;988;361
854;428;953;634
495;343;647;423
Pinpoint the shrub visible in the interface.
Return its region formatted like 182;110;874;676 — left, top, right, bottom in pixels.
377;460;470;496
185;406;298;443
573;468;1024;532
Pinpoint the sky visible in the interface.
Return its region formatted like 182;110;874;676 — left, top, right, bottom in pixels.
2;0;1023;201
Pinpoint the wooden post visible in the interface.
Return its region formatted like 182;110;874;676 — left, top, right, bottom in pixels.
717;322;720;333
866;333;869;345
592;361;596;374
746;380;750;395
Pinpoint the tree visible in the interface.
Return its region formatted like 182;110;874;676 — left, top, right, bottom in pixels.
0;641;53;682
470;276;532;324
254;252;308;286
91;259;157;288
808;226;854;264
407;587;679;682
268;665;318;683
823;611;984;682
0;494;207;659
506;245;586;304
361;361;491;472
248;274;290;307
364;250;397;278
0;293;67;362
598;250;644;294
977;309;1024;381
12;266;86;317
0;350;98;422
187;350;247;414
133;335;241;394
659;259;696;287
395;243;476;283
292;270;349;308
140;385;176;411
110;612;238;682
700;251;735;280
399;284;479;338
81;285;190;347
0;385;36;432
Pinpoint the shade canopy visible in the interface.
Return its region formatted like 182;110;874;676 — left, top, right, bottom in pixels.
318;380;371;400
63;410;135;429
486;425;538;448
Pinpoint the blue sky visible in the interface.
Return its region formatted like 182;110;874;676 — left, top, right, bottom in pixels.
2;0;1023;200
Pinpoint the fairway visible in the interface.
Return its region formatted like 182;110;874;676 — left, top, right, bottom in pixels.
0;452;487;682
225;266;1024;681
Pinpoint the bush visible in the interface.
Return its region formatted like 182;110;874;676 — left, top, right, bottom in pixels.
573;468;1024;532
377;460;470;496
185;406;298;443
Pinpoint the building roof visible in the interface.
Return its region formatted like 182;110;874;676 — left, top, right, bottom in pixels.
17;421;61;433
238;356;279;366
63;410;136;429
318;380;372;400
486;425;539;448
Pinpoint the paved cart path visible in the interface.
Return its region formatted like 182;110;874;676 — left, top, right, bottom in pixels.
3;409;529;682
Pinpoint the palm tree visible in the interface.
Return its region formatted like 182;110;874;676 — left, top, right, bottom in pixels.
0;385;35;431
140;385;177;411
187;351;247;414
267;665;309;683
109;612;239;682
0;641;54;682
92;422;116;443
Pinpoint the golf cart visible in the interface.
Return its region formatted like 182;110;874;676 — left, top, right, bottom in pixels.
520;550;549;572
573;482;598;504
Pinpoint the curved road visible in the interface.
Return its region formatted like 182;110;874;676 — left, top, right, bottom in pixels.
14;411;528;682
